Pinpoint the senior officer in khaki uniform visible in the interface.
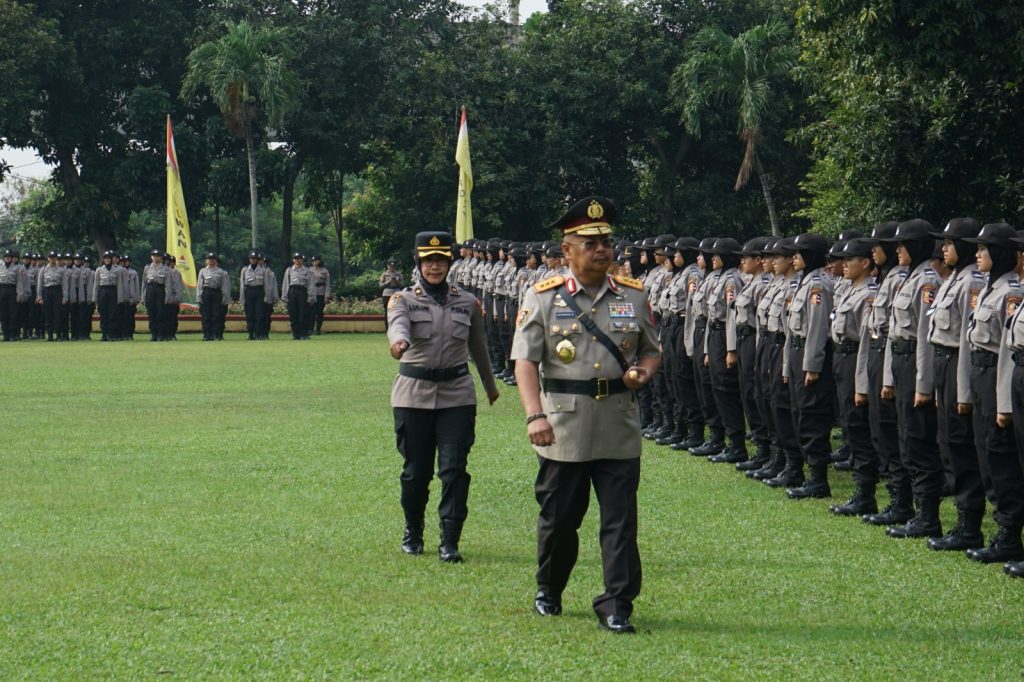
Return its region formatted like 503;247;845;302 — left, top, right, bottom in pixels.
512;196;661;635
388;231;499;564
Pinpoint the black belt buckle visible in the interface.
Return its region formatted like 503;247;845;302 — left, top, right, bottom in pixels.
595;377;609;401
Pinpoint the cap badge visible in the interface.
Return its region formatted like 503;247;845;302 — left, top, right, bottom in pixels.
587;201;604;220
429;236;441;247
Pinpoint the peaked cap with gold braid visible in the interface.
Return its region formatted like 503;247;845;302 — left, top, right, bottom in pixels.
549;196;617;237
414;231;453;259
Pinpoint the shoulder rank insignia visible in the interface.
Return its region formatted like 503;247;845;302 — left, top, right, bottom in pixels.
613;274;644;291
388;294;401;309
534;275;565;293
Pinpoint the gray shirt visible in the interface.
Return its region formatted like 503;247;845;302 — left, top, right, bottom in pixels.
197;266;231;305
965;272;1021;405
387;285;496;410
884;262;942;395
786;267;834;377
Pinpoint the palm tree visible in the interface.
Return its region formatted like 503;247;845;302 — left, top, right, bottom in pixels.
670;19;797;236
181;20;300;249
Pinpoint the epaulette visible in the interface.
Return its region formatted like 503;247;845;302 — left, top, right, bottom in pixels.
972;271;986;279
811;274;822;281
868;282;879;290
1010;280;1021;288
534;275;565;293
613;274;644;291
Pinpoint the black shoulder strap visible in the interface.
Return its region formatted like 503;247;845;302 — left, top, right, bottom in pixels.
556;284;631;373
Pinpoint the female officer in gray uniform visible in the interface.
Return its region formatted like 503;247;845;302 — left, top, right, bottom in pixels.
997;230;1024;577
387;231;499;563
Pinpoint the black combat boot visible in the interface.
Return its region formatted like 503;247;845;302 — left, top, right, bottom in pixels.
787;464;831;499
830;443;850;463
642;407;664;440
967;524;1024;563
710;437;747;464
737;441;771;471
401;519;424;555
689;429;725;457
673;423;705;451
833;457;853;472
829;483;878;516
928;507;984;551
765;459;805;488
862;485;914;526
750;445;786;480
655;412;678;445
1004;561;1024;578
886;497;942;538
438;520;464;563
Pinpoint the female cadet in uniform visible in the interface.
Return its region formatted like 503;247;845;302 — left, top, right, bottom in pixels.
926;219;986;551
828;239;880;515
667;237;706;451
282;253;316;340
704;238;748;463
688;238;726;457
880;220;945;539
141;249;168;342
309;255;330;335
997;231;1024;577
782;233;836;500
960;224;1024;563
387;231;499;563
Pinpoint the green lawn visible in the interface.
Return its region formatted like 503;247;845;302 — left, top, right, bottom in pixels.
2;334;1022;679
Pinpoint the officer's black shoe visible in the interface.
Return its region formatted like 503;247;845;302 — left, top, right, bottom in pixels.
401;523;424;555
928;507;984;551
830;444;850;463
597;615;635;634
675;425;705;451
750;450;786;480
1004;561;1024;578
655;429;684;446
534;591;562;616
830;485;877;516
765;465;804;489
967;525;1024;564
710;444;747;464
833;458;853;472
786;475;831;500
886;497;942;539
737;454;770;472
862;487;913;525
438;543;463;563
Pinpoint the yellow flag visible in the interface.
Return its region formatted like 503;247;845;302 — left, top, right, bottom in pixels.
166;115;197;296
454;107;474;243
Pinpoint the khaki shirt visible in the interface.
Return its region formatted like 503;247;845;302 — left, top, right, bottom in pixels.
998;284;1024;414
511;272;661;463
965;272;1021;406
786;268;834;377
884;262;942;394
387;285;496;409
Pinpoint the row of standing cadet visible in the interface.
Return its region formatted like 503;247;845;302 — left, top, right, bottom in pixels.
238;251;331;340
631;220;1024;581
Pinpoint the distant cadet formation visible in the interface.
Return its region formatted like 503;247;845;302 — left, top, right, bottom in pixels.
444;220;1024;582
0;248;332;343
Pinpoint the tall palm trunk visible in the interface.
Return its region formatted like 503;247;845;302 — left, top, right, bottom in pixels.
243;100;259;249
755;154;781;237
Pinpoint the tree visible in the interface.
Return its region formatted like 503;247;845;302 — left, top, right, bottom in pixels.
181;19;300;250
671;18;798;236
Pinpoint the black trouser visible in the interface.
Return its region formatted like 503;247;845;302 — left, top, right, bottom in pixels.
791;341;835;468
382;295;392;329
867;337;902;482
535;455;641;620
501;301;516;368
68;297;80;339
756;332;776;441
312;294;326;333
287;286;308;338
834;344;877;484
976;361;1020;524
935;347;981;509
23;294;38;337
738;329;769;444
1007;365;1024;525
145;284;165;340
693;323;722;432
119;302;134;339
669;319;703;432
77;302;92;339
58;299;70;339
769;340;800;457
42;286;62;338
164;303;179;339
0;285;17;340
244;286;265;338
200;289;223;339
707;324;744;441
651;316;672;427
97;287;118;339
393;405;476;528
892;347;943;498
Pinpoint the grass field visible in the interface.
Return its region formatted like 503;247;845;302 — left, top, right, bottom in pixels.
2;333;1023;679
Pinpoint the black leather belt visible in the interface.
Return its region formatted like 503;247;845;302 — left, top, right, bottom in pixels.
971;349;997;368
399;363;470;382
694;316;708;330
869;334;888;351
770;331;786;346
542;377;628;400
737;325;755;339
891;339;917;355
709;320;725;331
100;284;117;289
0;283;15;288
837;340;859;355
1014;351;1024;368
933;344;957;358
791;336;806;350
44;285;61;289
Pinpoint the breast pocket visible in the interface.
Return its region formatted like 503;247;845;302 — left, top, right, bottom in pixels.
933;296;954;331
409;310;434;339
894;293;914;329
972;305;994;344
450;312;471;340
610;320;640;351
789;298;805;329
